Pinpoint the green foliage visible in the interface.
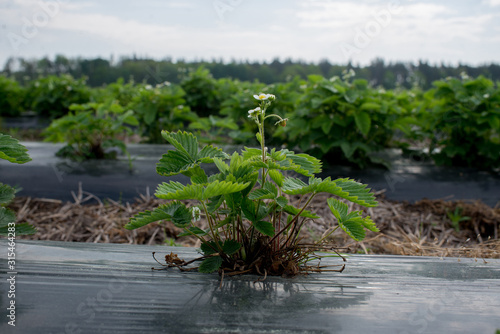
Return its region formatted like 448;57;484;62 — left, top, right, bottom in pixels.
43;100;137;161
275;73;404;168
5;66;499;170
93;78;138;106
415;75;500;169
127;94;379;276
129;83;198;143
0;76;26;117
0;133;36;236
26;75;91;119
180;67;222;118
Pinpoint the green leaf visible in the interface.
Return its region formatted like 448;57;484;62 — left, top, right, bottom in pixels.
361;216;379;232
327;198;378;241
340;141;355;159
354;111;371;136
0;133;31;164
344;89;359;103
156;131;228;177
125;201;191;229
197;145;229;162
0;224;37;237
0;207;16;228
329;178;378;207
248;188;275;200
161;130;198;159
222;239;241;255
256;132;263;145
0;183;16;205
199;256;222;273
263;149;322;177
268;169;284;187
156;150;196;177
186;166;208;184
155;182;204;201
360;102;381;111
177;226;207;237
282;205;320;219
285;151;322;176
156;179;249;201
321;120;333;134
203;180;250;200
264;182;278;197
282;177;313;195
0;207;36;236
253;220;275;237
213;157;229;173
241;147;262;160
340;218;367;241
200;241;221;255
327;198;349;222
276;196;288;208
282;176;377;207
241;198;257;222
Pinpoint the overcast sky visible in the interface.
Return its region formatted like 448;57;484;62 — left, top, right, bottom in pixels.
1;0;500;67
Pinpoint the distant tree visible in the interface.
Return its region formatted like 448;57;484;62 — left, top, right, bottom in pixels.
2;55;499;90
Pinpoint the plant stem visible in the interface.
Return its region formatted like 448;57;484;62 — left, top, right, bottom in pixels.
201;201;224;254
268;193;316;246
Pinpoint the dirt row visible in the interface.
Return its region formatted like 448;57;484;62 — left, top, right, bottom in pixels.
9;185;500;259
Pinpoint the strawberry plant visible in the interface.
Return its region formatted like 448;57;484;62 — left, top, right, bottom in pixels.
26;75;91;119
275;72;402;168
43;100;138;162
129;83;197;143
418;75;500;170
125;93;379;276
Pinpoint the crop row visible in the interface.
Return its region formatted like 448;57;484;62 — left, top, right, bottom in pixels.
1;68;499;170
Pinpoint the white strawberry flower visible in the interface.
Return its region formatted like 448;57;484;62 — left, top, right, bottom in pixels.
253;93;270;101
248;107;261;118
191;207;201;222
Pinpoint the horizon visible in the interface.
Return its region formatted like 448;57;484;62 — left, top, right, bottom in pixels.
4;54;500;69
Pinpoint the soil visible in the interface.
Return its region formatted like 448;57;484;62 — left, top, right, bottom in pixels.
9;185;500;259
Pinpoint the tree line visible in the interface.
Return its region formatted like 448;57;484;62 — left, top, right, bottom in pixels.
2;55;500;90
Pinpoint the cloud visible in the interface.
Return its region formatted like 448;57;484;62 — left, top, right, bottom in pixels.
294;1;496;64
1;0;499;66
484;0;500;6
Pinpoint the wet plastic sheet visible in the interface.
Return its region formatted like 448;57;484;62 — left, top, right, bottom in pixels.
1;143;499;205
1;240;499;334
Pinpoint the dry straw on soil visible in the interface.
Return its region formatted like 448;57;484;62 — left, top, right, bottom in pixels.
10;184;500;259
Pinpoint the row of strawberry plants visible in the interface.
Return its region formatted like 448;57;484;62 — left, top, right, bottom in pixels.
0;69;499;170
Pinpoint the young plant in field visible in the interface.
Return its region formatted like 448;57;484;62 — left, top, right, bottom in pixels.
0;133;36;236
125;93;379;276
446;207;470;232
43;100;138;164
